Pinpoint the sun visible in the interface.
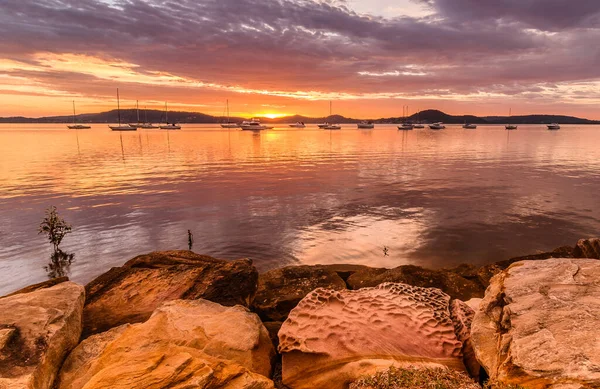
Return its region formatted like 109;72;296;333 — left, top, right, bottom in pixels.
261;113;287;119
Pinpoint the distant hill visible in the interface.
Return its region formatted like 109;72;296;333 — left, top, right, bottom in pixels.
1;109;598;125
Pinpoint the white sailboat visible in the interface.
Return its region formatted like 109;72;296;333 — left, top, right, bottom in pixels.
139;106;159;129
221;100;239;128
505;108;518;130
399;105;413;130
160;102;181;130
109;89;137;131
322;101;341;130
67;101;91;129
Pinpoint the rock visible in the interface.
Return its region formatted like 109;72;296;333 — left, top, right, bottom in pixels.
58;299;275;389
472;258;600;388
253;265;348;322
0;282;85;389
3;277;69;298
278;283;476;389
464;298;482;311
573;238;600;259
83;250;258;337
477;246;574;286
346;265;485;301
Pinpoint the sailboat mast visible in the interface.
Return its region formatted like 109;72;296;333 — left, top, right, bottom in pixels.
72;101;76;124
165;102;168;124
136;100;140;123
145;106;148;123
117;88;121;125
227;99;230;123
330;101;332;116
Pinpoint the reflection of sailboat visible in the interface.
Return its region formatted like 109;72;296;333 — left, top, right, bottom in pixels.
322;101;341;130
67;101;91;129
109;89;137;131
160;102;181;130
505;108;518;130
221;100;239;128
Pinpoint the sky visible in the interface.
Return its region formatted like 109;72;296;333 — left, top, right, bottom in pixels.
1;0;600;119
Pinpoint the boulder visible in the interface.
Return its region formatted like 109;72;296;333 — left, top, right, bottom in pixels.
252;265;348;322
346;265;485;301
477;246;574;286
573;238;600;259
4;277;69;297
83;250;258;337
58;299;275;389
0;282;85;389
472;258;600;388
278;283;477;389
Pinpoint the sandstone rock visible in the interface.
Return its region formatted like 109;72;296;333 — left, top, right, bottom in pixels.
278;283;476;389
464;298;482;311
83;250;258;336
58;299;275;389
253;265;348;322
0;282;85;389
346;265;485;301
573;238;600;259
477;246;574;286
472;258;600;388
3;277;69;297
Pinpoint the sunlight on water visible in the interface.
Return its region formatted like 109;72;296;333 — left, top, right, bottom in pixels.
0;123;599;294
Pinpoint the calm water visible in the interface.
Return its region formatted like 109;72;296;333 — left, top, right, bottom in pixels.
1;123;599;295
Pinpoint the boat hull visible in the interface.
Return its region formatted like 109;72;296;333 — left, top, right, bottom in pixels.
110;125;137;131
505;126;518;130
160;126;181;130
463;124;477;129
547;125;560;130
68;125;91;129
429;126;445;130
323;126;341;130
289;124;306;128
357;124;374;129
221;123;239;128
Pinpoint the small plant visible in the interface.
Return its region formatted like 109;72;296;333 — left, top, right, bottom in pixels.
188;229;194;251
39;206;72;252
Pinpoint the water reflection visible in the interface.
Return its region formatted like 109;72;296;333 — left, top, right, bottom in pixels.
0;124;599;294
45;249;75;279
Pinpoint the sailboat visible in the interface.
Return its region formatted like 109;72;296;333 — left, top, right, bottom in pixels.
322;101;341;130
399;105;414;130
139;106;159;129
160;102;181;130
67;101;91;129
505;108;518;130
221;100;239;128
109;89;137;131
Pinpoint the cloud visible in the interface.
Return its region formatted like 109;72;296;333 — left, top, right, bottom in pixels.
0;0;599;116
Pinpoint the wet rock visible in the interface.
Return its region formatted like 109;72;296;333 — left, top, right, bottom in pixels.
83;250;258;337
346;265;485;301
472;258;600;388
573;238;600;259
0;282;85;389
58;299;275;389
252;265;348;322
278;283;476;389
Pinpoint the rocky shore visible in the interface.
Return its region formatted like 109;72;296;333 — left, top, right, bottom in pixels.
0;238;598;389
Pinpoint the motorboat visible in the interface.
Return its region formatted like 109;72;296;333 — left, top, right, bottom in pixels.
323;124;341;130
109;88;137;131
289;122;306;128
317;123;330;128
67;101;91;129
463;123;477;129
139;123;160;129
357;121;374;129
240;119;273;131
547;123;560;130
429;122;446;130
413;123;425;129
505;124;518;130
398;123;414;130
160;124;181;130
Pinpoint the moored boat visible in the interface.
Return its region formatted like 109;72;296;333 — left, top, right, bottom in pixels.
289;122;306;128
547;123;560;130
463;123;477;129
398;123;414;130
323;124;341;130
109;89;137;131
67;101;91;129
160;102;181;130
221;100;239;128
505;124;518;130
357;121;374;129
413;123;425;129
240;118;272;130
429;122;446;130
